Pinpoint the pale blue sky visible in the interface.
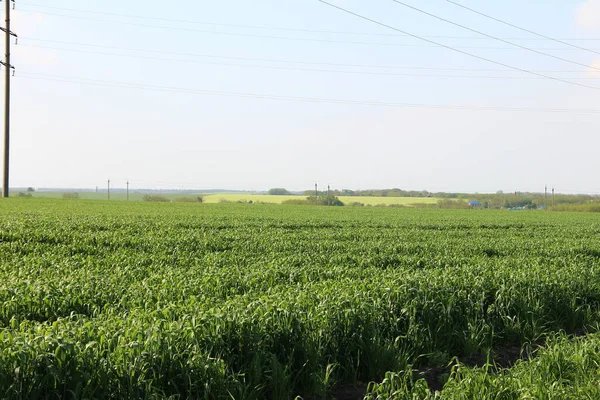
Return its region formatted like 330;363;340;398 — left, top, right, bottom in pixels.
7;0;600;193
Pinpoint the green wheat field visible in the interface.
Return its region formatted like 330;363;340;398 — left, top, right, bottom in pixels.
1;199;600;399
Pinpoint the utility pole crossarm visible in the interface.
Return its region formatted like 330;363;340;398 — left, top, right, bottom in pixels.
0;60;15;76
0;25;17;47
0;27;16;38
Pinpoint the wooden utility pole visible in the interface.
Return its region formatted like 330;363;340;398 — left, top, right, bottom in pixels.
1;0;16;198
545;185;548;209
552;188;555;207
107;179;110;201
315;183;318;204
126;181;129;201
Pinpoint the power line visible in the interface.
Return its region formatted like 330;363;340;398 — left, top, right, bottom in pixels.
446;0;600;56
20;43;600;81
20;37;595;74
317;0;600;92
16;9;483;48
18;9;408;47
389;0;600;71
15;9;600;51
18;2;405;37
15;71;600;114
17;2;600;41
15;37;592;73
20;34;600;55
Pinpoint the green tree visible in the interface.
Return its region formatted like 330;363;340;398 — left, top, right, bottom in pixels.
306;196;345;206
143;195;169;202
268;188;291;196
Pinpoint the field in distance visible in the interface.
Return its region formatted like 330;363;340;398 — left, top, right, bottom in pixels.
202;193;441;205
20;191;442;206
22;191;147;201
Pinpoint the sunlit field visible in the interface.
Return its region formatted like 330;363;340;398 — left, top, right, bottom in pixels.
203;194;441;205
1;199;599;398
21;191;442;206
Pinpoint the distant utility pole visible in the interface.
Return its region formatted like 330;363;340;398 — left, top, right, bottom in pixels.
552;188;555;207
95;186;98;193
1;0;16;199
327;185;330;206
545;185;548;209
107;179;110;201
315;183;318;204
126;181;129;201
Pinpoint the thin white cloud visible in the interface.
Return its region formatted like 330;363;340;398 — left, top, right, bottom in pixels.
577;0;600;30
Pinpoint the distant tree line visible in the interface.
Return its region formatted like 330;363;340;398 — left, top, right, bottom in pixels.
303;188;460;198
268;188;292;196
300;188;599;210
283;195;344;207
466;192;598;210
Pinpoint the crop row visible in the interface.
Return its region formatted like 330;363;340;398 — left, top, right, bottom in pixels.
367;331;600;399
0;200;599;398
